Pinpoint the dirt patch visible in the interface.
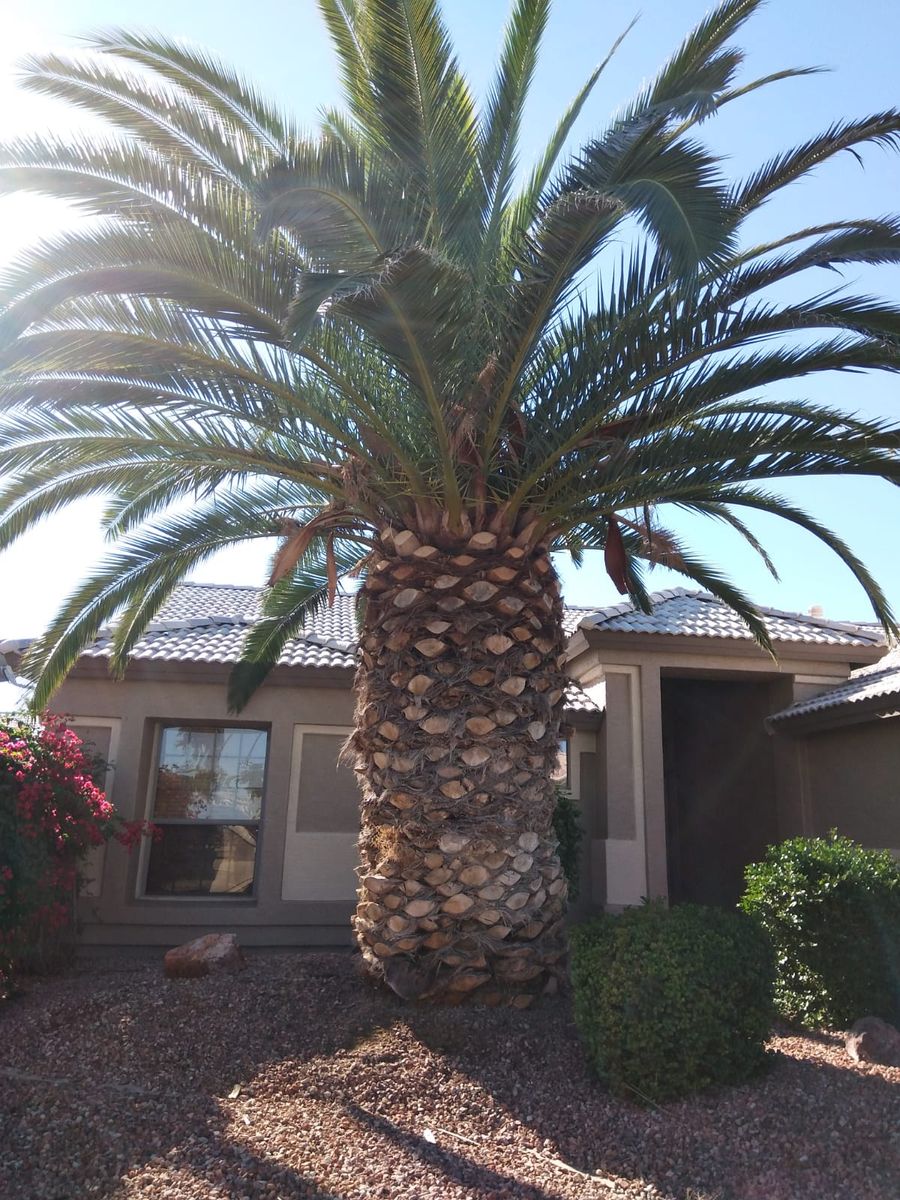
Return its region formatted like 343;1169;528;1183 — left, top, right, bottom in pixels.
1;951;898;1199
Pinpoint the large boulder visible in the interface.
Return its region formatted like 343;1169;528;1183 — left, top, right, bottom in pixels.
163;933;246;979
845;1016;900;1067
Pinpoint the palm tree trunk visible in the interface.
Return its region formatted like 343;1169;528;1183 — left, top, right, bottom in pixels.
349;525;569;1005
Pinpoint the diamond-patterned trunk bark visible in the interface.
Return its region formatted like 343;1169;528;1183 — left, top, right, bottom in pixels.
349;526;569;1005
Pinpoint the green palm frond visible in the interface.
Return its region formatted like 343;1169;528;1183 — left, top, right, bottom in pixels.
506;17;636;241
734;112;900;213
90;28;296;153
19;51;264;185
712;488;899;636
362;0;481;256
479;0;548;208
228;538;366;711
0;0;898;705
22;503;270;708
675;500;781;580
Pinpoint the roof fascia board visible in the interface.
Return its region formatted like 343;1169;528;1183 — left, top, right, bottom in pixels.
575;627;885;664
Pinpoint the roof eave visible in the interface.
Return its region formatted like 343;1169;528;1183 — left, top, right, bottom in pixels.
573;626;885;664
63;656;356;689
768;692;900;736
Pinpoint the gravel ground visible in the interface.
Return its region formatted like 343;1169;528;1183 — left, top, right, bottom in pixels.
1;951;898;1200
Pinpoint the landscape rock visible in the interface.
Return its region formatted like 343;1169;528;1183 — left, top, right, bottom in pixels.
3;951;900;1199
845;1016;900;1066
163;933;246;979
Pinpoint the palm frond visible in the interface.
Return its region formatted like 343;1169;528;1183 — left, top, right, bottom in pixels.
734;111;900;213
19;51;263;185
358;0;482;257
22;507;266;708
479;0;548;207
228;538;366;711
506;17;636;237
90;28;295;154
713;488;899;636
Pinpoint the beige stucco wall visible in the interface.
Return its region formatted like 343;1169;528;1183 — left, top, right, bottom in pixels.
52;629;887;945
792;717;900;853
55;671;359;946
568;635;877;911
58;668;605;946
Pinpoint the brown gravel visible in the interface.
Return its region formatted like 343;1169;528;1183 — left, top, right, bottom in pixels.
1;951;898;1200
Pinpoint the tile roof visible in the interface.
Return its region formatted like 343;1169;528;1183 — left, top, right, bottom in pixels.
78;585;359;671
769;647;900;724
68;584;604;714
2;584;881;690
566;588;884;648
563;682;603;715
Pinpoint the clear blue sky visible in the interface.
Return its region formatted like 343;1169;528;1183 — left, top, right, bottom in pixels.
0;0;898;687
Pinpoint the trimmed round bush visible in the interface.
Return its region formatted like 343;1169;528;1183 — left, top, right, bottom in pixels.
740;832;900;1029
570;901;774;1104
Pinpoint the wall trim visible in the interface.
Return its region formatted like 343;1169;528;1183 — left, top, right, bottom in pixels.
68;716;121;899
282;724;356;904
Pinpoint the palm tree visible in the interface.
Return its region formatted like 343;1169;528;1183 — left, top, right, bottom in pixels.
1;0;899;1003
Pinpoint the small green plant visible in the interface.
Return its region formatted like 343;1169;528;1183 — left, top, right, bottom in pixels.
570;901;774;1104
741;832;900;1028
551;785;583;902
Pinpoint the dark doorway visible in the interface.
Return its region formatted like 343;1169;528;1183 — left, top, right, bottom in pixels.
661;676;779;907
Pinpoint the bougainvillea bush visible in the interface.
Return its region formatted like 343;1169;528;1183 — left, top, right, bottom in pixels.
0;714;149;998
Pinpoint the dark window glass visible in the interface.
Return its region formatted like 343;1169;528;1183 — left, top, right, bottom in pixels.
145;824;258;896
145;725;267;897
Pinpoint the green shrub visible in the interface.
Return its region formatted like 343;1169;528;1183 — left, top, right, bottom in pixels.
551;785;583;902
740;832;900;1029
570;901;774;1104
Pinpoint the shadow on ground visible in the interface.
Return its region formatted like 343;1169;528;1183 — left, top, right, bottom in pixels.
1;951;898;1200
403;1000;900;1200
0;953;374;1199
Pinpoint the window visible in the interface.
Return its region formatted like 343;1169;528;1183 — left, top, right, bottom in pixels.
553;738;570;787
143;725;268;897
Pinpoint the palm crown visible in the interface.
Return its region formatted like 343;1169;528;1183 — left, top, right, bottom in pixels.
1;0;899;712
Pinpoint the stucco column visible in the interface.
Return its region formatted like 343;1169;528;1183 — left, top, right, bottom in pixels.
638;662;668;901
581;662;667;908
600;668;646;905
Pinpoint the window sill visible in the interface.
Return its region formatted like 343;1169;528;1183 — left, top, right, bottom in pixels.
134;893;259;904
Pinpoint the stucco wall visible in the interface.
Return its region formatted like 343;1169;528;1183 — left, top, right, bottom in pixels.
51;630;884;945
568;636;871;911
798;717;900;852
56;669;605;945
54;672;359;946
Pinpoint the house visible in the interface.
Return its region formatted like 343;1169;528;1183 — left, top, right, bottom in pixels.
766;648;900;854
0;583;892;947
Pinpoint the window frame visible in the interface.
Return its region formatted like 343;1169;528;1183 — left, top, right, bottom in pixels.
137;718;271;901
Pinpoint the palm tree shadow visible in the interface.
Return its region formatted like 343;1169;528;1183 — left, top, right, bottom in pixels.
402;999;900;1200
0;951;391;1200
4;952;900;1200
343;1100;567;1200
